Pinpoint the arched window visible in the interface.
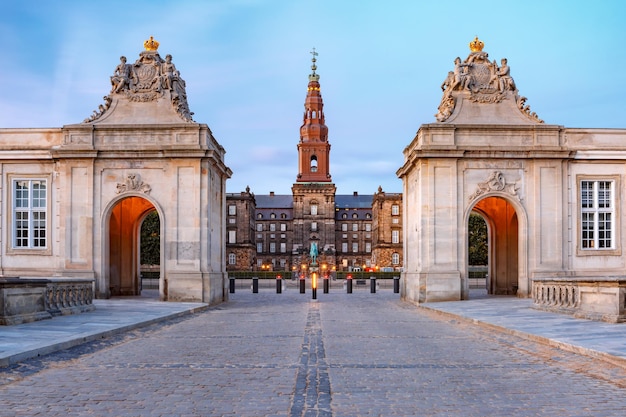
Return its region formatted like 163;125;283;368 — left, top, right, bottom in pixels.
310;155;318;172
310;203;318;216
392;253;400;265
270;213;276;219
257;213;263;219
228;253;236;265
352;213;358;219
342;213;347;219
366;213;372;219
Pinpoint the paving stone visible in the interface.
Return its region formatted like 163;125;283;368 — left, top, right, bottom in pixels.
1;290;626;416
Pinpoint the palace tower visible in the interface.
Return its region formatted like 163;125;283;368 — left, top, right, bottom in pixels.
292;50;337;261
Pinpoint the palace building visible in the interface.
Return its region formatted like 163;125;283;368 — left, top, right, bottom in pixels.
226;52;403;275
0;38;231;304
398;38;626;322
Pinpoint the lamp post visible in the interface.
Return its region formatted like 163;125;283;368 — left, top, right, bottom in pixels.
322;264;329;293
300;264;306;293
276;273;282;294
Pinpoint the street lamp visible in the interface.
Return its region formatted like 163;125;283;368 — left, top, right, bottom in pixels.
300;264;307;293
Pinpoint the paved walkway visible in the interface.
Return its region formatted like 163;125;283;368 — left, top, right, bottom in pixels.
421;293;626;367
1;288;626;416
0;292;207;367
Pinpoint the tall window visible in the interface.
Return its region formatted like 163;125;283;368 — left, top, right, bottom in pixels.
392;230;400;244
257;242;263;253
280;242;286;253
352;223;358;232
341;223;348;232
352;242;358;252
228;253;236;265
228;230;236;244
311;222;318;231
13;179;47;249
311;204;318;215
270;223;276;232
391;205;400;215
257;223;263;231
392;253;400;265
270;242;276;253
365;242;371;253
280;223;287;232
342;242;348;253
228;205;236;215
581;180;614;249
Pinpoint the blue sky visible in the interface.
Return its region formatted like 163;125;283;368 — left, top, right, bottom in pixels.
1;1;625;194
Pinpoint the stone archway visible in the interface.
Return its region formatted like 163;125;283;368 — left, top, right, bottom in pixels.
470;196;519;296
107;196;162;298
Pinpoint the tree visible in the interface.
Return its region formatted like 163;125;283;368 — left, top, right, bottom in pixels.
468;213;487;265
140;210;160;265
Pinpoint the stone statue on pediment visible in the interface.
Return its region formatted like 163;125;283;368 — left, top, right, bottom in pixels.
111;56;134;93
490;58;515;93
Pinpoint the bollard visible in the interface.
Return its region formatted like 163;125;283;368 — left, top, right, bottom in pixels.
370;276;376;293
393;276;400;293
323;277;329;293
229;277;235;294
346;274;353;294
299;277;306;294
252;277;259;293
276;274;282;294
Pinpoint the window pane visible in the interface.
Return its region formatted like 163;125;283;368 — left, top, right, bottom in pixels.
581;181;593;209
598;181;611;209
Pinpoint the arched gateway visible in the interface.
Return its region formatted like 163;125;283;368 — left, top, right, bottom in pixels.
399;38;626;322
0;37;231;304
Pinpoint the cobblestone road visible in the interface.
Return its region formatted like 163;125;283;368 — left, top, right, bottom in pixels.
2;291;626;416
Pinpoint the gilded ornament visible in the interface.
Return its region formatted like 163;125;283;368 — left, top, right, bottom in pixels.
469;36;484;52
143;36;160;51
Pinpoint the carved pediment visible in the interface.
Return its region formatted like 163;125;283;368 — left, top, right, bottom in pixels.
84;36;194;124
436;37;543;125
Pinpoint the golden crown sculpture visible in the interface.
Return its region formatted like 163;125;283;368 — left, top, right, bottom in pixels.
143;36;160;51
469;36;484;52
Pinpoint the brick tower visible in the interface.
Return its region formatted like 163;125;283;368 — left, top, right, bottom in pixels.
292;49;337;268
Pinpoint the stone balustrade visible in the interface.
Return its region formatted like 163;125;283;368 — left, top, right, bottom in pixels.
532;279;626;323
45;280;95;316
0;277;95;325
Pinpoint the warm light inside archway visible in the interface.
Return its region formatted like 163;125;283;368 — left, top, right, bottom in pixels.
471;196;519;296
109;196;157;297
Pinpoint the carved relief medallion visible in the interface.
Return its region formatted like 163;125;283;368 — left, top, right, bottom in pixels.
116;173;151;195
469;171;519;202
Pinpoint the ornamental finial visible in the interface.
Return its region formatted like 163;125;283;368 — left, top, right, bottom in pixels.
469;36;484;52
309;47;320;81
143;36;160;51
